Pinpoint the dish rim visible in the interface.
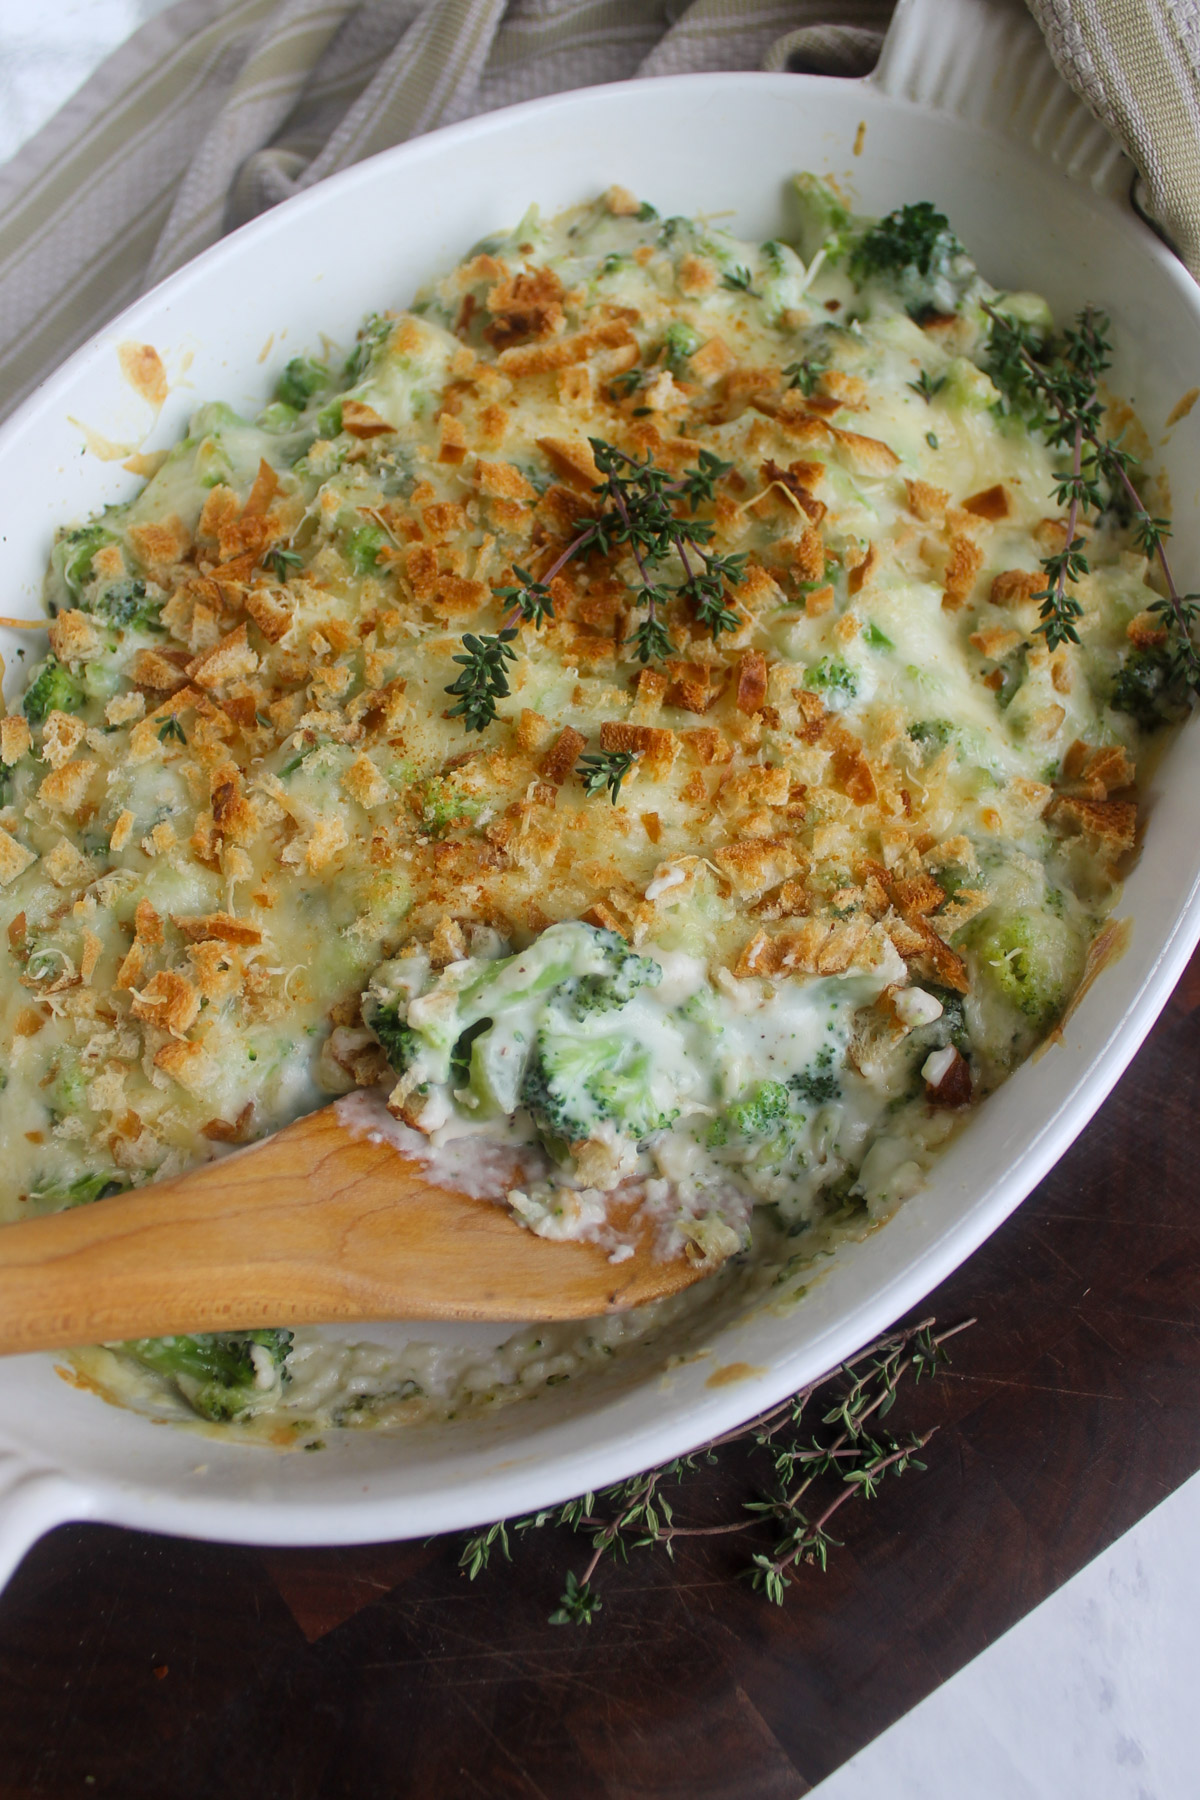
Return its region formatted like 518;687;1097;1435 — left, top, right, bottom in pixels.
0;55;1198;1574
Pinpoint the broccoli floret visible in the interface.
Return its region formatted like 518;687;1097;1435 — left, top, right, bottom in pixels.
893;988;971;1098
184;401;246;488
563;940;662;1016
982;315;1050;424
910;718;953;753
191;400;248;434
991;645;1029;711
818;1169;863;1215
366;922;674;1128
122;1330;293;1422
415;774;481;836
587;1058;678;1140
23;656;85;725
32;1170;130;1209
449;1017;492;1088
807;657;859;705
43;1044;90;1115
84;578;163;632
344;523;385;576
1111;646;1183;731
52;522;117;602
255;401;303;434
276;356;330;409
521;1020;677;1145
367;1000;423;1074
662;322;702;376
790;172;851;264
518;1053;581;1145
974;913;1079;1031
926;986;969;1050
847;201;974;318
943;356;1001;411
727;1080;790;1137
344;313;393;382
788;1046;840;1107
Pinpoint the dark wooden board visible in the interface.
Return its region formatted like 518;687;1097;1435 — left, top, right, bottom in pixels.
3;949;1200;1799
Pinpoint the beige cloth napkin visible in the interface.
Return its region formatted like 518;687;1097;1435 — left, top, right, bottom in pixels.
0;0;1196;422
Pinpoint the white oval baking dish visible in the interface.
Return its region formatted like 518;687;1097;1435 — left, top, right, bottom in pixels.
0;0;1197;1588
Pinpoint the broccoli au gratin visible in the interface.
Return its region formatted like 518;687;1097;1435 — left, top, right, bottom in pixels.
0;176;1171;1433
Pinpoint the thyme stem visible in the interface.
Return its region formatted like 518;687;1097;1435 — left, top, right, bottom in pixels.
982;298;1200;687
447;437;735;728
1107;458;1200;685
763;1429;939;1586
459;1314;975;1621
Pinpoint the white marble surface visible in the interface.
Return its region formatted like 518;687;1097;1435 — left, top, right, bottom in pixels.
3;5;1199;1793
814;1468;1200;1799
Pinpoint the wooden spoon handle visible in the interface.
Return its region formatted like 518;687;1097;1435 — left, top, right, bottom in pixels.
0;1108;690;1354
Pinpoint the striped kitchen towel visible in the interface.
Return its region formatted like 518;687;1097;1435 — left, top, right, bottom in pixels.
0;0;1196;420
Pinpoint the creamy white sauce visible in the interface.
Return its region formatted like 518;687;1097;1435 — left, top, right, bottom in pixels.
2;177;1158;1436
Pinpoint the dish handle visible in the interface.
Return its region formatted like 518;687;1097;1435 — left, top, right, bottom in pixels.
869;0;1131;204
0;1445;91;1592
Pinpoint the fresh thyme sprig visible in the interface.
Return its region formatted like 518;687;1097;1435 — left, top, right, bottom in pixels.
984;302;1200;687
458;1315;973;1623
626;606;674;665
679;552;747;639
448;524;610;733
591;440;740;663
608;368;644;401
444;629;518;732
267;546;304;581
783;359;821;396
446;438;741;733
722;265;759;297
493;564;555;628
576;748;639;803
908;369;945;404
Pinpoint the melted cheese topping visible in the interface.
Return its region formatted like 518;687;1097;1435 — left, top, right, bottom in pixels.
0;182;1163;1428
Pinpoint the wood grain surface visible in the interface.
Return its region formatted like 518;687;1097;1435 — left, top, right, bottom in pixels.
0;1105;700;1352
3;947;1200;1799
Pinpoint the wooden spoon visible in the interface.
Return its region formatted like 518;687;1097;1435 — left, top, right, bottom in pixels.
0;1104;708;1356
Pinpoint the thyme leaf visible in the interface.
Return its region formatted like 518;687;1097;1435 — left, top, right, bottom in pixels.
626;614;673;665
908;370;945;404
607;368;644;400
983;301;1200;690
783;359;821;396
267;547;304;581
444;630;518;733
458;1315;973;1621
722;265;759;297
548;1570;602;1626
444;440;740;741
576;747;639;803
494;566;554;627
848;201;963;283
